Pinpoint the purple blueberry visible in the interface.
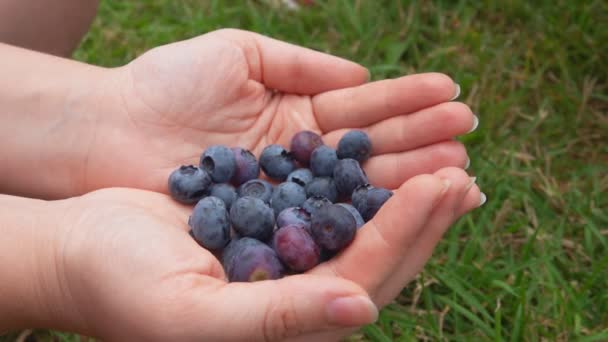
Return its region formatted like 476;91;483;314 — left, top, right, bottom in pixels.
167;165;212;204
273;224;320;272
310;145;338;177
277;207;311;230
221;237;261;275
189;196;230;250
336;203;365;229
228;239;284;282
302;196;331;216
238;179;273;203
352;185;393;221
337;130;372;163
311;204;357;252
209;183;237;210
200;145;236;183
290;130;324;166
333;159;368;199
270;182;307;217
305;177;338;203
259;144;297;181
230;197;275;241
287;168;314;187
231;147;260;186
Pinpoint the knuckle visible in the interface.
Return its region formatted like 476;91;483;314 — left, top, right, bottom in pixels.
262;294;302;341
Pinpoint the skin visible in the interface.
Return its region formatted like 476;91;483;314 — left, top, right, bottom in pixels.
0;28;484;341
0;0;99;57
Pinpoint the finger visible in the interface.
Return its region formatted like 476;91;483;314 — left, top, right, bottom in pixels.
360;140;469;189
214;29;369;94
323;102;476;155
190;274;377;341
373;168;479;305
312;73;459;132
311;174;450;294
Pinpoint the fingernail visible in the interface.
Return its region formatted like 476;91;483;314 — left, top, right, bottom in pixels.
450;83;461;100
464;156;471;170
366;69;372;82
479;192;487;207
326;295;378;326
465;177;477;191
467;115;479;133
440;179;452;196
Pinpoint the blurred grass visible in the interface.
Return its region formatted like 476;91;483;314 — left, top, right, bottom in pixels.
3;0;607;341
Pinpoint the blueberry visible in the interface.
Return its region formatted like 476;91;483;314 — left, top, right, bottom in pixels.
310;204;357;252
303;196;332;216
336;203;365;229
305;177;338;202
287;168;314;187
231;147;260;186
310;145;338;177
277;207;311;231
352;185;393;221
221;237;262;276
273;224;320;272
167;165;212;204
333;159;368;199
237;179;273;203
270;182;307;217
319;249;338;262
200;145;236;183
209;183;238;210
259;144;297;181
290;130;324;166
230;197;275;241
337;130;372;163
189;196;231;250
228;240;284;282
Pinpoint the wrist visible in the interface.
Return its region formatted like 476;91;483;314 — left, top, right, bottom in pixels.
0;195;85;333
0;43;120;199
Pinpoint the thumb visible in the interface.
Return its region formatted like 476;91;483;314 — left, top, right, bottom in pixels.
192;274;378;341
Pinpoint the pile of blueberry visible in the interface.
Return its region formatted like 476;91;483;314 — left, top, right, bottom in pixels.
168;130;393;282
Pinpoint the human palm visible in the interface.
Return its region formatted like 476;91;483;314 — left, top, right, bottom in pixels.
58;162;481;341
86;29;473;193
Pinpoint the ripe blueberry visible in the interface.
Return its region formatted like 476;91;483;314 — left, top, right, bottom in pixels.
337;130;372;163
200;145;237;183
259;144;297;181
168;165;212;204
189;196;231;250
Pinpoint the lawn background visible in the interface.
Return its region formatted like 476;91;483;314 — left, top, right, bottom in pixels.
2;0;607;341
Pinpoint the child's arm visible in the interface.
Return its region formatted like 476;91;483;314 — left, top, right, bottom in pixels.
0;43;113;199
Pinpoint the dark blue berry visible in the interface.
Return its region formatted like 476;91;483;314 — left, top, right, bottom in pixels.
305;177;338;202
333;159;368;199
259;144;297;181
337;130;372;163
209;183;238;210
168;165;212;204
302;196;332;216
200;145;236;183
230;197;275;241
352;185;393;221
287;168;314;187
238;179;273;203
310;145;338;177
270;182;307;217
310;204;357;252
189;196;230;250
336;203;365;229
231;147;260;186
276;207;311;231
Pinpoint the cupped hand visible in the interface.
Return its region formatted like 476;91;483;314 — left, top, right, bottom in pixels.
50;166;482;341
82;28;473;194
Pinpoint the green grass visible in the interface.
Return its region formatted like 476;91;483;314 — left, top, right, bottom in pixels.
3;0;607;341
